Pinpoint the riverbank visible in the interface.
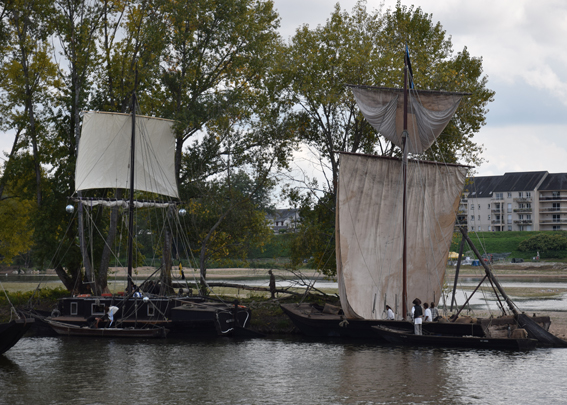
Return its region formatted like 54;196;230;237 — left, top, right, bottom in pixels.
2;264;567;339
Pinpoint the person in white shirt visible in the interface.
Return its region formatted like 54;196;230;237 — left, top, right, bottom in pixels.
385;305;395;320
423;302;432;322
412;298;423;335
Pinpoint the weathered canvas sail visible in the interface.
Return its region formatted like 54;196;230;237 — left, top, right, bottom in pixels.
349;86;463;154
336;153;467;319
75;112;179;198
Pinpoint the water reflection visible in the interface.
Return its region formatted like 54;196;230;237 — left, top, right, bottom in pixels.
2;336;566;404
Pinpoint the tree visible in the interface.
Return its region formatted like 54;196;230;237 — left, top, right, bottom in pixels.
0;180;34;265
518;233;567;254
284;1;494;195
1;0;59;207
283;1;494;276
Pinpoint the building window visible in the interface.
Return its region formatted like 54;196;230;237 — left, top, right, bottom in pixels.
488;226;492;231
554;225;561;230
519;192;523;198
507;203;512;213
471;205;474;210
553;202;561;211
507;214;512;224
478;215;480;220
488;204;491;209
471;215;475;221
478;226;481;231
478;204;481;210
553;191;560;198
527;214;531;220
488;215;491;220
553;214;561;223
518;214;523;220
526;192;531;197
495;192;503;200
507;192;512;198
526;203;531;209
508;225;512;231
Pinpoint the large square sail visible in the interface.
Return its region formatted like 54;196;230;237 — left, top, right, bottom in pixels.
75;112;179;198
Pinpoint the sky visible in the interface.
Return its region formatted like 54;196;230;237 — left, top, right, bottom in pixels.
2;0;567;180
274;0;567;177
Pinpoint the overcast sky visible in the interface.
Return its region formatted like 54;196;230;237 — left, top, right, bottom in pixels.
2;0;566;179
275;0;567;177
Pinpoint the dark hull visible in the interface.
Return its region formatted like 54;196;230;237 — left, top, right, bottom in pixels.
0;318;34;354
281;303;484;338
48;320;168;338
373;326;538;350
34;295;254;338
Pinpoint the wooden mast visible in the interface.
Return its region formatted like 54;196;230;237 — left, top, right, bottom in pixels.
126;93;137;293
401;49;409;320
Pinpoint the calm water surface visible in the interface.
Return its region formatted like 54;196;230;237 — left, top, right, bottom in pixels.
1;336;566;404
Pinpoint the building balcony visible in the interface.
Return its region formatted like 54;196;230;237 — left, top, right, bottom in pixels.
539;196;567;201
491;219;503;224
513;208;532;213
491;208;503;213
513;197;533;203
540;207;567;213
460;199;468;203
540;219;567;224
491;197;504;201
514;219;533;224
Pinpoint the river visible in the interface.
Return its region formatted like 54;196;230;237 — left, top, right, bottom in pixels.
1;334;566;404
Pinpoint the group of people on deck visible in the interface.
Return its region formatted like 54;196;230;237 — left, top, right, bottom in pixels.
384;299;440;335
411;298;439;335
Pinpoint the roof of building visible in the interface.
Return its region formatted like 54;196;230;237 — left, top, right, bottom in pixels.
498;171;548;192
538;173;567;191
465;171;548;197
265;208;299;221
464;175;502;198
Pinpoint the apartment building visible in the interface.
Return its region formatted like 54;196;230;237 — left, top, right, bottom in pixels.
457;171;567;232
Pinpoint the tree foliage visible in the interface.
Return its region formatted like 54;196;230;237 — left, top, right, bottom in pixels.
518;233;567;253
0;0;495;289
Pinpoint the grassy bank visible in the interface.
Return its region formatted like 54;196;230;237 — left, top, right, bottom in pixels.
452;231;567;261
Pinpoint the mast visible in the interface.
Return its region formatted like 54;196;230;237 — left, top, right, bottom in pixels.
127;93;137;293
401;50;409;320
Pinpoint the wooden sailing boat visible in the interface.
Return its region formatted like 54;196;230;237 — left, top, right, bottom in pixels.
282;49;559;347
282;49;471;336
41;95;254;338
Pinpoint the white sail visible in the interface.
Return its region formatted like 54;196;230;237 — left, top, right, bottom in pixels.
349;86;463;154
75;111;179;198
336;153;467;320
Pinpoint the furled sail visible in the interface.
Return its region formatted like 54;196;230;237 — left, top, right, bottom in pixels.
75;112;179;198
349;86;464;154
336;153;467;319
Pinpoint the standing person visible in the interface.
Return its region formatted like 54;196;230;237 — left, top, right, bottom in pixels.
423;302;432;322
268;270;276;299
412;298;423;335
430;302;440;321
107;305;119;327
385;305;395;320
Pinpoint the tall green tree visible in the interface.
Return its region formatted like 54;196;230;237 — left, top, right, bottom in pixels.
1;0;59;207
283;1;494;275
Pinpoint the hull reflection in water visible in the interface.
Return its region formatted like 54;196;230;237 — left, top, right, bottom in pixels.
1;336;566;404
